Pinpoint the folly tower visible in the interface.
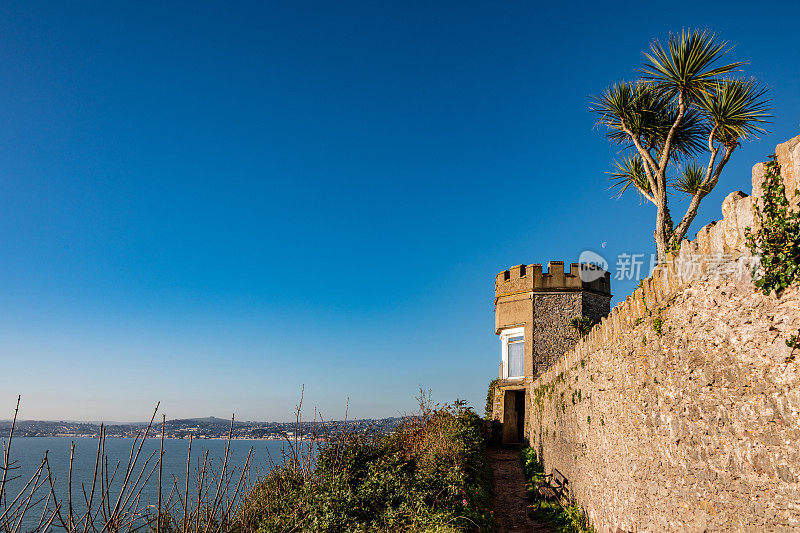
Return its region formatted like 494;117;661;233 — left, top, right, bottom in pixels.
491;261;611;443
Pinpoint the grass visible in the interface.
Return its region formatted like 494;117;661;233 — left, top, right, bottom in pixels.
520;448;595;533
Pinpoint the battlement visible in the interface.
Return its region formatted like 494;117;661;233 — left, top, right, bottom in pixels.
494;260;611;297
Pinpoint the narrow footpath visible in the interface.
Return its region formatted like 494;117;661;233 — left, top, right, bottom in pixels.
487;445;554;533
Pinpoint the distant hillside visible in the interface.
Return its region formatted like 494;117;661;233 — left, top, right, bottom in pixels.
0;415;406;439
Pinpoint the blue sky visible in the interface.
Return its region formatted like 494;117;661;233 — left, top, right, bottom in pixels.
1;1;799;421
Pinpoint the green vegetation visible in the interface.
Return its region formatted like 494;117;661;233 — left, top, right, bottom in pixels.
568;316;595;337
520;448;595;533
485;378;500;419
1;396;494;533
532;381;557;411
746;156;800;295
592;29;770;261
239;399;495;532
787;331;800;350
652;318;664;336
786;330;799;364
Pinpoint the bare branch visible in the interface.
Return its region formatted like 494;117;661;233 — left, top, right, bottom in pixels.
0;395;21;513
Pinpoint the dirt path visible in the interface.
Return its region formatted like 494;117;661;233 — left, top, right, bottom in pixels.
487;445;554;533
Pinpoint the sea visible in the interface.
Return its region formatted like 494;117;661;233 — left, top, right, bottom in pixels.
3;437;302;531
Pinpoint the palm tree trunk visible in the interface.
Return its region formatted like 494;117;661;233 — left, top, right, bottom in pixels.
654;199;673;263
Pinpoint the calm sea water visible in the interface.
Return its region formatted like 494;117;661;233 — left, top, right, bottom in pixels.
3;437;303;531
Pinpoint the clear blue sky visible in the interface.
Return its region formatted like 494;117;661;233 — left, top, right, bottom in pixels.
1;1;799;421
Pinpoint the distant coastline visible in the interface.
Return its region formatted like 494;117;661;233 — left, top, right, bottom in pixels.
1;416;404;440
16;435;327;441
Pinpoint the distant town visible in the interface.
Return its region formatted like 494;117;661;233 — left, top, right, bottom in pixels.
0;416;405;440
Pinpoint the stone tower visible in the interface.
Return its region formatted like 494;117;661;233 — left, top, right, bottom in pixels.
491;261;611;443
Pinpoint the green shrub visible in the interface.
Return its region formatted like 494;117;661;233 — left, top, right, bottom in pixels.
519;448;595;533
242;401;494;532
485;378;500;419
568;316;595;337
521;447;546;483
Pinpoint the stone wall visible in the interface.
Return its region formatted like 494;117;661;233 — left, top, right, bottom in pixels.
532;292;582;374
528;134;800;532
582;291;613;327
530;289;613;374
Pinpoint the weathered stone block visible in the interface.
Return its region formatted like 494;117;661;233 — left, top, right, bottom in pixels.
775;134;800;212
708;220;726;253
721;191;750;251
695;221;716;254
752;161;768;201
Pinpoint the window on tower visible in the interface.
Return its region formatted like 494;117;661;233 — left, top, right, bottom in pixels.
501;327;524;379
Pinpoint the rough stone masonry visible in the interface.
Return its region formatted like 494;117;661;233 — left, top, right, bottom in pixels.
528;134;800;532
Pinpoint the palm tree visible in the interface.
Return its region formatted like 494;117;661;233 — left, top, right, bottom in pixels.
592;29;771;262
568;316;595;338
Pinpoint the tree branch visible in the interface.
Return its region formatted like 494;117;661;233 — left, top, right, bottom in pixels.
658;91;686;176
620;118;660;197
703;125;720;185
673;143;735;242
634;185;657;205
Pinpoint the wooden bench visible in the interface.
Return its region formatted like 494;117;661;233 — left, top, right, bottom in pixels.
536;468;569;504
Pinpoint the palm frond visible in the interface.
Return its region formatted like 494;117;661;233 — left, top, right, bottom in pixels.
641;29;744;102
620;83;673;144
592;82;706;159
568;316;595;337
608;154;651;199
697;78;772;145
644;103;709;158
590;81;637;141
674;161;708;195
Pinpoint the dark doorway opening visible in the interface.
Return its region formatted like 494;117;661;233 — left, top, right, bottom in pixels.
514;390;525;442
502;390;526;443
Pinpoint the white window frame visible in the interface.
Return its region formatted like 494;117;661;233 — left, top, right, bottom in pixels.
500;326;525;379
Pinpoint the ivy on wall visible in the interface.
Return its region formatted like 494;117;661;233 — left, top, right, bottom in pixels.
746;156;800;294
485;378;500;419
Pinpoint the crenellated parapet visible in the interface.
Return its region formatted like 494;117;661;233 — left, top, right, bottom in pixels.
493;260;613;385
495;261;611;300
